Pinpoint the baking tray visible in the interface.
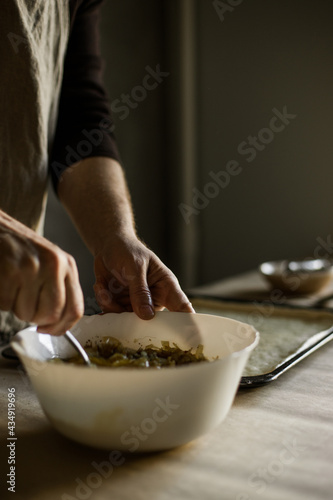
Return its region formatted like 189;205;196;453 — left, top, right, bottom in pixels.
190;296;333;388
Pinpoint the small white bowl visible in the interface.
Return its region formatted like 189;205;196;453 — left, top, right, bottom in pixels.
11;312;258;452
259;259;333;295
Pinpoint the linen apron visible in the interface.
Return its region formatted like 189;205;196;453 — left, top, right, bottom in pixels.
0;0;69;338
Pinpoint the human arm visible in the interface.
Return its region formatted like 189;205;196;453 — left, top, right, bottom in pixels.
0;210;83;335
51;2;193;318
57;157;194;319
49;0;121;188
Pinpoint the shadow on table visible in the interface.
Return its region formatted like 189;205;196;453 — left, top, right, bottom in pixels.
1;423;186;500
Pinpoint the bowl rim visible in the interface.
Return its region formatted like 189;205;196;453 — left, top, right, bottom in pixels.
11;311;260;372
259;259;333;276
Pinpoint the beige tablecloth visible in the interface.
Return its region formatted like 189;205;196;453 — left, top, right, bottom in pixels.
1;272;332;500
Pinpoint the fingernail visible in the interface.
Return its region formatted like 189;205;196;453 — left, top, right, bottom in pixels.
189;302;196;313
139;305;155;319
180;301;195;313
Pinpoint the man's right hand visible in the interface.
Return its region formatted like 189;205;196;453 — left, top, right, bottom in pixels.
0;210;84;335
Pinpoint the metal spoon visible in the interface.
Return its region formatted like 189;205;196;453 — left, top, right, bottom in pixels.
64;331;91;367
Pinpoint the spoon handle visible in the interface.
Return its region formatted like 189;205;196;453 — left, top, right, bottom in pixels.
64;331;91;367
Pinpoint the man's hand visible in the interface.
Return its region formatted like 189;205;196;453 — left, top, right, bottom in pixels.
58;157;194;320
93;235;194;319
0;211;84;335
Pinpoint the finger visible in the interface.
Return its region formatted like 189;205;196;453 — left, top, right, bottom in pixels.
157;278;195;313
0;281;18;313
0;256;31;313
13;282;40;322
30;247;69;331
34;277;67;333
94;256;133;313
93;258;118;311
94;256;109;288
38;274;84;335
166;292;195;313
11;255;41;322
128;270;155;320
93;282;126;313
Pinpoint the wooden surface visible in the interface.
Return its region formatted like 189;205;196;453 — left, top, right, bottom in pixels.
1;272;333;500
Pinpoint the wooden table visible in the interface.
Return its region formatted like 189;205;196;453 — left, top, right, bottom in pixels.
1;271;333;500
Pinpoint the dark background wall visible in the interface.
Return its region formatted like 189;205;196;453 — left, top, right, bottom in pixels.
195;0;333;284
45;0;333;306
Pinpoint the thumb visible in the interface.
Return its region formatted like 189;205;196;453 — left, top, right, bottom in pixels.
129;271;155;320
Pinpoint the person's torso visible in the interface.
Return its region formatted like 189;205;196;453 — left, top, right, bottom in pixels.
0;0;70;233
0;0;70;336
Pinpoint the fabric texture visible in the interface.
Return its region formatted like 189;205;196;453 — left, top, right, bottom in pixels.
0;0;70;233
0;0;119;335
0;0;70;335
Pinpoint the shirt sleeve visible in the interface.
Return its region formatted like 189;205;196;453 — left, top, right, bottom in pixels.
49;0;121;192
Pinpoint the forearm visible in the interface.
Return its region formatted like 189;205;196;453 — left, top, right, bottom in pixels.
57;157;137;256
58;156;193;319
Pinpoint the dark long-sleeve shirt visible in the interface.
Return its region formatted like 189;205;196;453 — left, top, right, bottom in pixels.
50;0;120;190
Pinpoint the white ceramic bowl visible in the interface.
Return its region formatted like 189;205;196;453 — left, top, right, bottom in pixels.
11;312;258;452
